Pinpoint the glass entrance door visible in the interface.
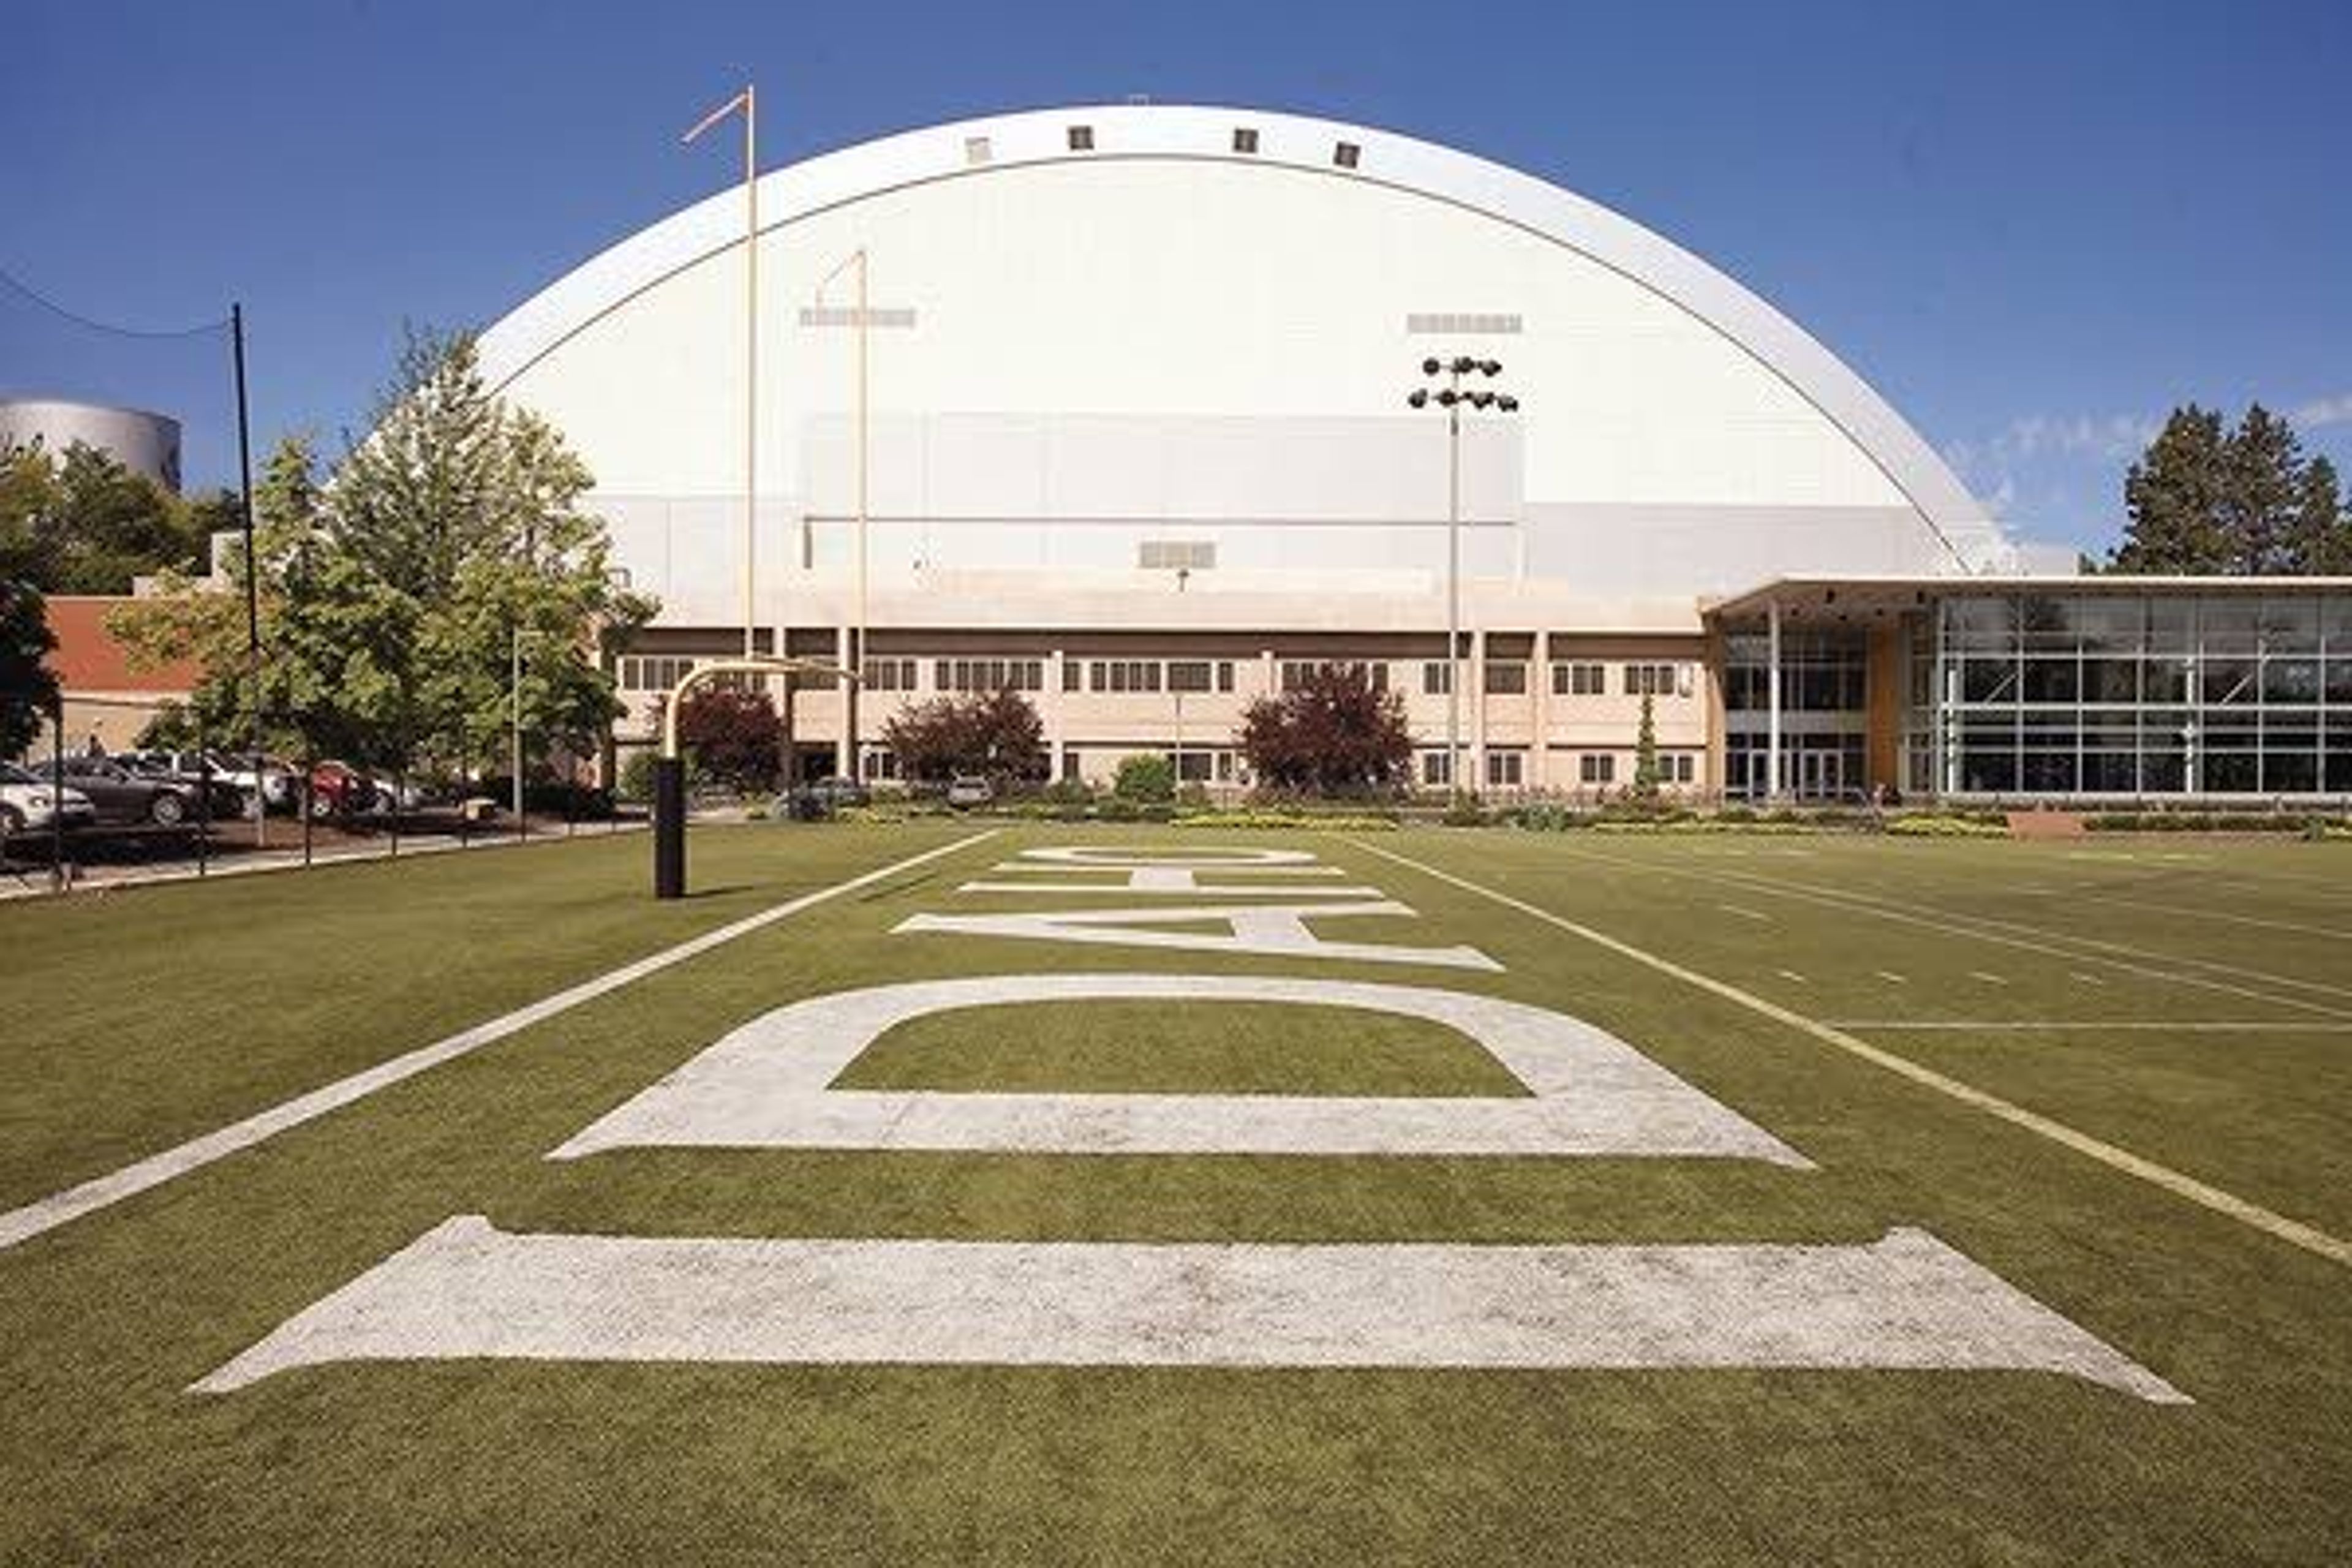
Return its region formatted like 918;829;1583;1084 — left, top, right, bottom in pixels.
1799;748;1844;801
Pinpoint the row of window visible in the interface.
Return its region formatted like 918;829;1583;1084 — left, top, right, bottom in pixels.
624;654;1700;701
1420;751;1703;788
1946;654;2352;707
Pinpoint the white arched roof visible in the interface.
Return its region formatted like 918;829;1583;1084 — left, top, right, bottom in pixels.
478;102;1991;555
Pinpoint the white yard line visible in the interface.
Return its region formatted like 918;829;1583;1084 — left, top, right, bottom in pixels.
1351;840;2352;1270
1561;846;2352;1018
192;1216;2186;1403
1875;971;1909;984
1968;971;2009;986
1717;903;1771;921
1776;969;1809;984
0;831;998;1255
2075;894;2352;943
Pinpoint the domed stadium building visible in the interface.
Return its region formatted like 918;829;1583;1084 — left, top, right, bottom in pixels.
480;104;2351;801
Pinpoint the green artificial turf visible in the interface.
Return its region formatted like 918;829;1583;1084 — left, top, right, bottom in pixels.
1;823;2348;1565
842;999;1529;1096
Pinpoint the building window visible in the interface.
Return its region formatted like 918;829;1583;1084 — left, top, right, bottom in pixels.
1552;662;1607;696
1216;660;1235;693
1624;662;1681;697
617;655;696;692
1089;659;1162;694
1063;658;1084;692
1281;660;1386;693
1423;662;1452;696
1483;662;1528;695
1658;753;1695;785
1231;127;1259;154
937;658;1043;693
1333;140;1360;169
1175;750;1215;783
1485;750;1525;787
1168;660;1215;693
861;657;918;692
1421;751;1452;787
1067;125;1095;151
1579;753;1616;785
862;749;901;782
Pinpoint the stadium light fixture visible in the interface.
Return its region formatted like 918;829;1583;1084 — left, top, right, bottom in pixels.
1408;352;1521;800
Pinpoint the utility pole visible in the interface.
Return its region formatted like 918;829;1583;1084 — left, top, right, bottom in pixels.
232;303;265;846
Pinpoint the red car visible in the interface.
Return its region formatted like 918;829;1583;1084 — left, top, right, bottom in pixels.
303;760;379;818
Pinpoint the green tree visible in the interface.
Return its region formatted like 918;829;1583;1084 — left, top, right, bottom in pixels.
2109;403;2340;576
0;579;58;759
1113;752;1175;802
113;329;654;781
1631;692;1660;798
2283;454;2348;575
334;329;652;775
2111;407;2231;573
2218;404;2305;574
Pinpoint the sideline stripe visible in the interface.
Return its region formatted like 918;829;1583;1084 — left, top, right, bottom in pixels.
0;831;998;1255
1351;839;2352;1270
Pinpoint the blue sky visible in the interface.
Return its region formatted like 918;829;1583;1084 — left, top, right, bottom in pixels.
4;0;2346;556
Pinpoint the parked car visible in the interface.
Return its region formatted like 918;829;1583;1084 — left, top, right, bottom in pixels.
945;774;995;809
303;760;379;819
119;749;294;813
113;752;251;819
0;762;97;835
368;774;426;813
56;756;203;826
806;775;870;809
782;775;869;821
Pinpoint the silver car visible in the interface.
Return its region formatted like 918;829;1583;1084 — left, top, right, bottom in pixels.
0;762;98;834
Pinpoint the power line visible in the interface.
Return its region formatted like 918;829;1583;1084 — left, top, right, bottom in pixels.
0;263;228;340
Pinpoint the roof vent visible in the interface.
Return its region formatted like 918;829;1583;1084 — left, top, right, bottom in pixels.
1232;127;1259;154
1067;124;1095;152
1333;140;1361;170
963;135;992;166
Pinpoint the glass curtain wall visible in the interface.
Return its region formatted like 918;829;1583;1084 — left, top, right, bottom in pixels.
1931;593;2352;796
1723;628;1869;799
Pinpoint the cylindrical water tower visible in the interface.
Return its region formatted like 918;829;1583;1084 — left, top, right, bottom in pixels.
0;398;183;492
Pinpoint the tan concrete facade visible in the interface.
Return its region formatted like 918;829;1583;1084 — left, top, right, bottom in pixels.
612;576;1715;796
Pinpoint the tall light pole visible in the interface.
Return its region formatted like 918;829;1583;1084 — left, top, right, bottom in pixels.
683;84;761;660
1409;356;1517;797
815;247;870;779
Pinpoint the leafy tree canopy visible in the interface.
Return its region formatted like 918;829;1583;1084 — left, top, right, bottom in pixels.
0;436;221;595
0;579;58;758
2109;404;2346;575
110;327;656;777
882;688;1046;785
1237;663;1412;796
676;684;783;793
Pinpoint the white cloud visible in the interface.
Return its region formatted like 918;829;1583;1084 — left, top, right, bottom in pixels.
2292;393;2352;430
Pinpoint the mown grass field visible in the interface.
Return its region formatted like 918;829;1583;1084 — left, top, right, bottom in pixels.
1;824;2348;1564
